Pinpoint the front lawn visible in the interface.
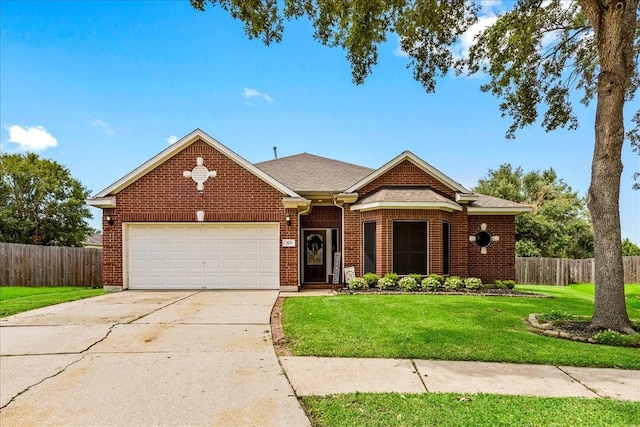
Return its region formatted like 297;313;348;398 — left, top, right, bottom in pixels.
282;284;640;369
301;392;640;427
0;287;104;317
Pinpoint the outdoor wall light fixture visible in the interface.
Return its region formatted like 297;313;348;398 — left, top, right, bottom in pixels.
286;215;291;226
106;216;114;226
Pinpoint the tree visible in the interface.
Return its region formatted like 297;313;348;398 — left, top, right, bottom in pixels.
0;153;93;246
474;164;594;259
190;0;639;333
622;238;640;256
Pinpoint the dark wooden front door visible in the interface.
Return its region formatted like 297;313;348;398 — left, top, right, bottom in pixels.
304;230;326;282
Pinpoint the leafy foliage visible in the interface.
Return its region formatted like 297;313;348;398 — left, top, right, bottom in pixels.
622;238;640;256
377;277;397;290
444;276;464;290
0;153;93;246
464;277;483;290
421;276;441;291
347;277;368;291
474;163;593;259
363;272;380;287
398;276;419;292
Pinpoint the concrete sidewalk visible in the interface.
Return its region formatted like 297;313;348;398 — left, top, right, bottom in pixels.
280;356;640;401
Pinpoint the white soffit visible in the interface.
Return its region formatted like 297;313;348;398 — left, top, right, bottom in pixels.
91;129;300;199
467;206;532;215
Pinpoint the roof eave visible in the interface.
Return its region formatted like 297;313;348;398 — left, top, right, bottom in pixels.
86;196;116;208
467;207;532;215
350;201;462;212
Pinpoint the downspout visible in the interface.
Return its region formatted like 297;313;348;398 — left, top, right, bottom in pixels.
332;194;345;286
297;203;312;287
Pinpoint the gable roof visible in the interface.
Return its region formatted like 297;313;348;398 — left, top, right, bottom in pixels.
255;153;374;193
88;129;300;205
345;151;472;194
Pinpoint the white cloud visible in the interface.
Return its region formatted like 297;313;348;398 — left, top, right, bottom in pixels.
392;1;507;62
166;135;179;145
91;119;114;135
6;125;58;151
453;14;499;61
242;87;274;103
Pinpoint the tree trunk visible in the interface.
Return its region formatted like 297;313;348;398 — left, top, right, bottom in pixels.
582;0;636;333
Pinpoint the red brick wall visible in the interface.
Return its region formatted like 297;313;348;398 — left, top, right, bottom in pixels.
467;215;516;283
301;206;342;230
102;139;298;288
359;160;457;198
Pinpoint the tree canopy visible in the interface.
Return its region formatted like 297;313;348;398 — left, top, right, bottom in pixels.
190;0;638;332
0;153;93;246
622;238;640;256
474;164;593;259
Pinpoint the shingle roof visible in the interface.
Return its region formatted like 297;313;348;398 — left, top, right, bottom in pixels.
255;153;374;193
356;187;454;204
470;193;530;209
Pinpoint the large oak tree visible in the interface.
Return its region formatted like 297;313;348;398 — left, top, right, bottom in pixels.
191;0;638;333
0;153;93;247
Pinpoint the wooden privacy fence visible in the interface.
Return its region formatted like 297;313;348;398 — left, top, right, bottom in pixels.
0;243;102;287
516;256;640;285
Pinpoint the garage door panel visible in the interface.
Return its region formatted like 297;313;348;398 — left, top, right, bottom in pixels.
127;223;279;290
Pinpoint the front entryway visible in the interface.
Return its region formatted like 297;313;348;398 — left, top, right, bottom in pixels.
303;230;326;282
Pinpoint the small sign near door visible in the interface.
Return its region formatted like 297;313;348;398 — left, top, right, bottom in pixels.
332;252;341;284
282;239;296;247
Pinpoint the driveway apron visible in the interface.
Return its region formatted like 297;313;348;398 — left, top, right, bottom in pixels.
0;291;310;427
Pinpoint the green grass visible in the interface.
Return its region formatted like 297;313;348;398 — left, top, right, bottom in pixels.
0;286;105;317
301;392;640;427
282;284;640;369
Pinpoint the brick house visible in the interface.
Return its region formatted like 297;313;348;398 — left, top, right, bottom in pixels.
88;129;530;291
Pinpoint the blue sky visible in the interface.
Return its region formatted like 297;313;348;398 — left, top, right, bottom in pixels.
1;1;638;243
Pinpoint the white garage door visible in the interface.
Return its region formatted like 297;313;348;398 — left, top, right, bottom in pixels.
126;223;279;290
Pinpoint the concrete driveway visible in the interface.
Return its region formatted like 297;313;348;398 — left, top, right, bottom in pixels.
0;291;310;427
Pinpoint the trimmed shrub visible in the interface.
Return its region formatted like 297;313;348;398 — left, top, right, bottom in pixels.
408;273;422;282
495;279;516;289
384;272;399;283
464;277;483;290
593;330;640;347
363;272;379;287
348;277;368;291
398;276;419;292
427;274;445;286
444;276;464;290
378;277;397;290
421;276;441;291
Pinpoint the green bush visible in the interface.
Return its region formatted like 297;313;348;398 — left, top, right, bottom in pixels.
384;272;399;283
428;274;445;285
378;277;397;290
421;276;441;291
348;277;368;291
408;273;422;282
464;277;483;290
444;276;464;290
363;272;379;287
593;330;640;347
494;279;516;289
398;276;419;292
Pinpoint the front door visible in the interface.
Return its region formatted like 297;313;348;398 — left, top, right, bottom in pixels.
304;230;326;282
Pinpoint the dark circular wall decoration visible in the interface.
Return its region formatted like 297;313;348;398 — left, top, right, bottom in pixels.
475;230;493;248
